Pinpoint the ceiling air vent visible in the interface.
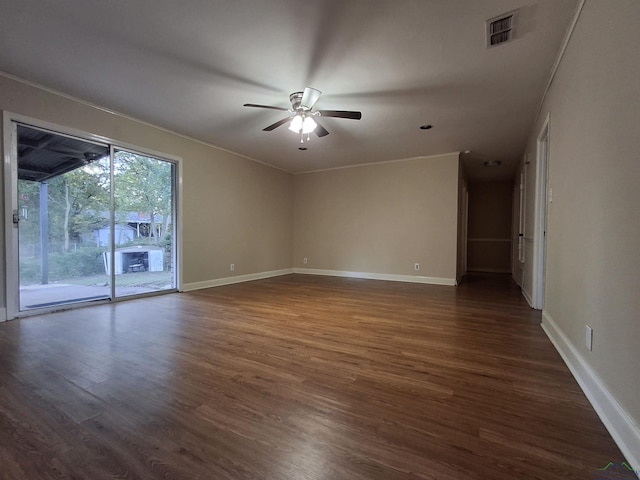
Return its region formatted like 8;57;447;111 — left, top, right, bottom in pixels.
486;10;518;47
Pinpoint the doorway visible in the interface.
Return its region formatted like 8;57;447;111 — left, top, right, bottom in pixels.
6;118;179;317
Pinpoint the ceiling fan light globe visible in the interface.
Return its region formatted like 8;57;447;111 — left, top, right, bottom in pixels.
288;115;303;133
302;117;317;134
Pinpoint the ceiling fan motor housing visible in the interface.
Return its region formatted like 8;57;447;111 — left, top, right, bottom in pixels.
289;92;306;111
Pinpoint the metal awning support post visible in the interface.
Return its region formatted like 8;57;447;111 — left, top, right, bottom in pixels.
40;181;49;285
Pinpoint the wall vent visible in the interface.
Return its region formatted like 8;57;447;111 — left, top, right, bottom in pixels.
486;10;518;47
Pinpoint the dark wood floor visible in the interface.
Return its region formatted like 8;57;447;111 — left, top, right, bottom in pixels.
0;274;629;479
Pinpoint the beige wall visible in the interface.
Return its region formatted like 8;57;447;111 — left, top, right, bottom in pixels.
0;76;464;310
293;154;460;281
467;181;512;273
521;0;640;435
0;75;293;305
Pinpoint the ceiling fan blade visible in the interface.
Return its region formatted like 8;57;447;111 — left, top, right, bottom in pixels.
244;103;289;112
314;121;329;137
263;117;292;131
301;87;322;109
318;110;362;120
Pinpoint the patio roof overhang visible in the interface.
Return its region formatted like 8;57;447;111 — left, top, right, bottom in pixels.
17;124;109;182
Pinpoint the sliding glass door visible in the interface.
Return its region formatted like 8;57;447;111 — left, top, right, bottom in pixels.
9;121;178;315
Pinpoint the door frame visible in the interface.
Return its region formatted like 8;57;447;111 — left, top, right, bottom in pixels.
532;114;550;310
3;111;183;320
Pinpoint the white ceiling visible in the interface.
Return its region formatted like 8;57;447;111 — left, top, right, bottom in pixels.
0;0;579;181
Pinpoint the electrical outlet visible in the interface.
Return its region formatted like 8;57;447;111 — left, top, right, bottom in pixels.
303;257;308;264
585;325;593;351
230;263;235;271
414;263;420;271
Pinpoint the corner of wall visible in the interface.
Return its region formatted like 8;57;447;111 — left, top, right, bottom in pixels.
541;311;640;472
182;268;294;292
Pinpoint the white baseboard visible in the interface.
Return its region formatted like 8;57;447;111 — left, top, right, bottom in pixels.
181;268;294;292
541;311;640;474
293;268;456;286
0;307;6;322
521;286;534;308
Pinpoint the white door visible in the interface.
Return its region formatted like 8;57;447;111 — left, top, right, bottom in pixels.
533;116;550;310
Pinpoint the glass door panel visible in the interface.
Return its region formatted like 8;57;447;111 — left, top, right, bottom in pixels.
17;124;111;311
113;149;176;297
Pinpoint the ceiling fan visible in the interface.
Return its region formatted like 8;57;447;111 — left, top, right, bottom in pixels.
243;87;362;142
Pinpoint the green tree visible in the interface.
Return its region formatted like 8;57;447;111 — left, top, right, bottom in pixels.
18;152;172;254
17;159;110;253
48;159;110;251
114;151;173;245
